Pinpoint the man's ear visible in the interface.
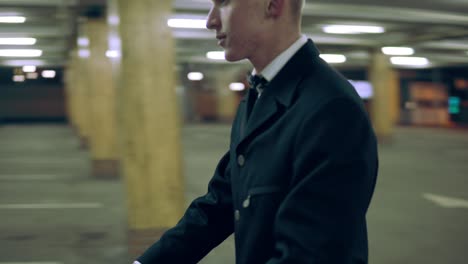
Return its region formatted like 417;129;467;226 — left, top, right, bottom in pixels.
266;0;286;17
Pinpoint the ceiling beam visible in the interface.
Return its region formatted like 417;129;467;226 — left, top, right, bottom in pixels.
172;2;468;26
302;4;468;26
0;25;72;37
0;0;76;6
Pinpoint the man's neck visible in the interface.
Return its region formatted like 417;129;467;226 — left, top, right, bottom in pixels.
249;31;301;73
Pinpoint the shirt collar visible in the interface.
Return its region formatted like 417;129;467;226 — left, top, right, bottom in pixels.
252;34;308;82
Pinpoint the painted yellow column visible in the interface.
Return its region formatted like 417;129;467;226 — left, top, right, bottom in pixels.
74;27;92;149
389;69;401;125
215;67;242;123
116;0;185;257
217;86;237;122
66;49;94;148
86;18;119;178
64;51;78;132
369;51;400;141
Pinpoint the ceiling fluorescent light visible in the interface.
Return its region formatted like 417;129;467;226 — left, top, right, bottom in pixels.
382;47;414;56
0;16;26;23
167;18;207;29
42;70;56;79
106;50;120;58
108;15;119;26
229;82;245;91
320;54;347;63
78;49;90;58
206;51;225;60
22;65;36;72
323;25;384;34
13;75;25;82
0;38;36;45
77;37;89;47
187;72;204;81
3;60;44;66
0;49;42;57
390;56;429;66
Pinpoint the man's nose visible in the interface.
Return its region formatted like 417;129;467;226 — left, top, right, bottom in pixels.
206;7;219;30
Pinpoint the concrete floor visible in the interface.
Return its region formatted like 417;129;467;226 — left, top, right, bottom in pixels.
0;124;467;264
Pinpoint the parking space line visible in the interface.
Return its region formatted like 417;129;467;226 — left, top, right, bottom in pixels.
0;262;62;264
0;175;68;181
423;193;468;209
0;203;103;209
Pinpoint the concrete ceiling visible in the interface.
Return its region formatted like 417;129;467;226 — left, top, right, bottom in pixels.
0;0;468;69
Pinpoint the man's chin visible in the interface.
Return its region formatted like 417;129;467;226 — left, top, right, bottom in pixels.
224;51;245;62
225;57;242;62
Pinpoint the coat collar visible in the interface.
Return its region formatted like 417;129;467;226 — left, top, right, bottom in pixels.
237;40;321;144
267;39;320;108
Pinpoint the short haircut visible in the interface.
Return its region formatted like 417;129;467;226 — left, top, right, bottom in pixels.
290;0;305;19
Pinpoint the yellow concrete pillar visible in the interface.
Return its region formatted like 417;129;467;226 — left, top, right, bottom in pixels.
369;51;400;141
85;18;120;178
217;86;238;122
116;0;185;257
389;70;401;125
64;51;78;131
73;27;93;149
66;49;88;143
215;67;242;123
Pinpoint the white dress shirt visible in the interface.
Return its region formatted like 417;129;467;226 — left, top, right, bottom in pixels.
252;34;308;96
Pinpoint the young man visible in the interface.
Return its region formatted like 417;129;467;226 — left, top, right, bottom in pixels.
134;0;378;263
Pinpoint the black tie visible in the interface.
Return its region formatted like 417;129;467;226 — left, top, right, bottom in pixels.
246;74;268;121
248;74;268;94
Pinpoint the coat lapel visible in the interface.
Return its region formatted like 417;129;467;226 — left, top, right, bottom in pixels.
236;39;321;148
236;77;292;148
238;98;248;139
244;92;280;139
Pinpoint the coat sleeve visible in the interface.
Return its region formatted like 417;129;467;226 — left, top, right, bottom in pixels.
266;96;378;264
137;151;234;264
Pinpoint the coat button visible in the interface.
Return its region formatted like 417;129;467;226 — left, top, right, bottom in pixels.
237;155;245;167
234;210;240;221
243;195;251;208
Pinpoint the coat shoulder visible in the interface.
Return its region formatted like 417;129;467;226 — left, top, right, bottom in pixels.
295;59;366;113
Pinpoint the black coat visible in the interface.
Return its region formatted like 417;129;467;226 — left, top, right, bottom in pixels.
138;40;379;264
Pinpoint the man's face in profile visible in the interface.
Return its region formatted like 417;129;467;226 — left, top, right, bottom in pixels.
206;0;267;62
